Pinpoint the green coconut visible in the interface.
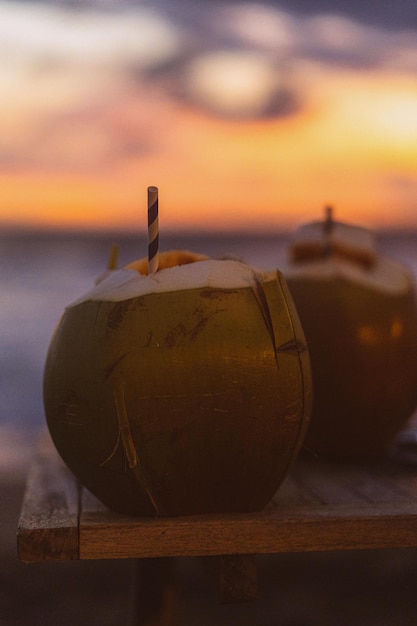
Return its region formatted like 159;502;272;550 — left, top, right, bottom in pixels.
43;250;312;516
284;211;417;459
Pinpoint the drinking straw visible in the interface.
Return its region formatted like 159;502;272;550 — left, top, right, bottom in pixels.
323;205;334;257
147;186;159;274
324;205;334;235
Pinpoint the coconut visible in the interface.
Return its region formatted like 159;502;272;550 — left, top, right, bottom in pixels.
284;210;417;459
43;250;312;516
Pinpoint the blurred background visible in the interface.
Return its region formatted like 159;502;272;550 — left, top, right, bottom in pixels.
1;0;417;469
1;0;417;437
1;0;417;233
1;2;417;623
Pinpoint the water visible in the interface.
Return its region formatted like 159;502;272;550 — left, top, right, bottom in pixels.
0;230;287;434
1;228;417;444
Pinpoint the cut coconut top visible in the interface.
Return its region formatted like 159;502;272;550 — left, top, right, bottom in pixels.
290;218;376;268
68;259;267;307
284;255;413;295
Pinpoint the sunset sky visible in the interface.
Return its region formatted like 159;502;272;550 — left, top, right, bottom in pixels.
1;0;417;233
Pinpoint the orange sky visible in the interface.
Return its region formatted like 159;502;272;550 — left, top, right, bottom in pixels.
1;3;417;234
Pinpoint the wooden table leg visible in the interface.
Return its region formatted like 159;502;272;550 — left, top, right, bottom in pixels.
220;555;258;604
128;558;178;626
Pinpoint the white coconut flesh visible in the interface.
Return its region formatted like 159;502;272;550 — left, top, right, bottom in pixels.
290;219;376;267
286;218;412;295
284;256;413;296
69;259;269;307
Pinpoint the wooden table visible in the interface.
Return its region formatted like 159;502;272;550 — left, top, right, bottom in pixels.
17;434;417;624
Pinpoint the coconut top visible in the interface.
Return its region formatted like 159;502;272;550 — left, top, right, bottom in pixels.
284;255;414;295
68;259;267;307
289;217;376;268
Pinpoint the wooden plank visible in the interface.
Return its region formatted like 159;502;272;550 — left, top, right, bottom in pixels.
373;464;417;500
79;498;417;560
288;455;417;506
78;451;417;560
17;436;80;563
269;472;322;507
18;435;417;563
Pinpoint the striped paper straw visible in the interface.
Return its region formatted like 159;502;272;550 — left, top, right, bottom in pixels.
147;186;159;274
323;205;334;258
324;205;334;235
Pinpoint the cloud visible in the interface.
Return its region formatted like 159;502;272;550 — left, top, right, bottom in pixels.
213;3;298;53
0;2;181;70
0;85;168;173
180;50;300;119
1;0;417;174
255;0;417;30
145;2;417;118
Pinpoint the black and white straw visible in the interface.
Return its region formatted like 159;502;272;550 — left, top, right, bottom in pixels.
147;186;159;274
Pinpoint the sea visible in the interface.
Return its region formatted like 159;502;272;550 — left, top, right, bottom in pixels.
2;228;417;469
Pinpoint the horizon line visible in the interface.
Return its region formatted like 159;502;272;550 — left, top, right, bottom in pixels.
2;222;417;240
